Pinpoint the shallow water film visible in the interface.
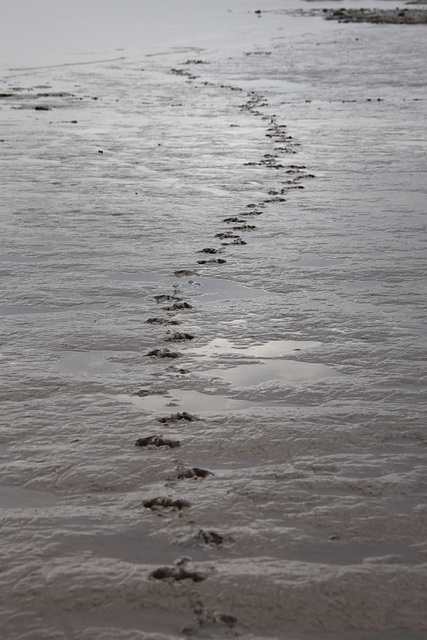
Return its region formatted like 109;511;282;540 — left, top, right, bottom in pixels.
1;1;426;639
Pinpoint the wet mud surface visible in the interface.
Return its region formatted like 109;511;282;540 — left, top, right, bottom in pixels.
320;7;427;24
0;0;426;639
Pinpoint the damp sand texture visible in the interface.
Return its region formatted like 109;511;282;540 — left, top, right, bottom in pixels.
0;1;426;639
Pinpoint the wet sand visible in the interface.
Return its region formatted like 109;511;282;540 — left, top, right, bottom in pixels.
0;1;426;638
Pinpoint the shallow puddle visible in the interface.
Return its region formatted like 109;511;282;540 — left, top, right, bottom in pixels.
0;305;65;315
53;351;122;376
204;359;341;387
180;276;271;302
57;524;204;565
120;389;271;413
109;272;271;302
187;337;321;358
312;630;427;640
71;609;193;639
186;337;339;386
0;485;60;508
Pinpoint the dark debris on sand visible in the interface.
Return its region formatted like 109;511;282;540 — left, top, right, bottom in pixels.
321;8;427;23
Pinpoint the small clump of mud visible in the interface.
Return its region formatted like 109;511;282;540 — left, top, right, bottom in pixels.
196;529;224;546
135;435;180;448
147;348;182;358
165;331;195;342
150;566;206;582
197;258;226;264
143;497;191;511
146;317;180;325
157;411;197;423
177;466;213;480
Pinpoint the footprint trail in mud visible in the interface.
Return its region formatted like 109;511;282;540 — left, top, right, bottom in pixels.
134;55;315;632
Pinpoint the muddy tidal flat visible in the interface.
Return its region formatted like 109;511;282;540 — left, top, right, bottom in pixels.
0;1;426;639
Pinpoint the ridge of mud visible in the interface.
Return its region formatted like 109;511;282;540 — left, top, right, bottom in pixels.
321;7;427;24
